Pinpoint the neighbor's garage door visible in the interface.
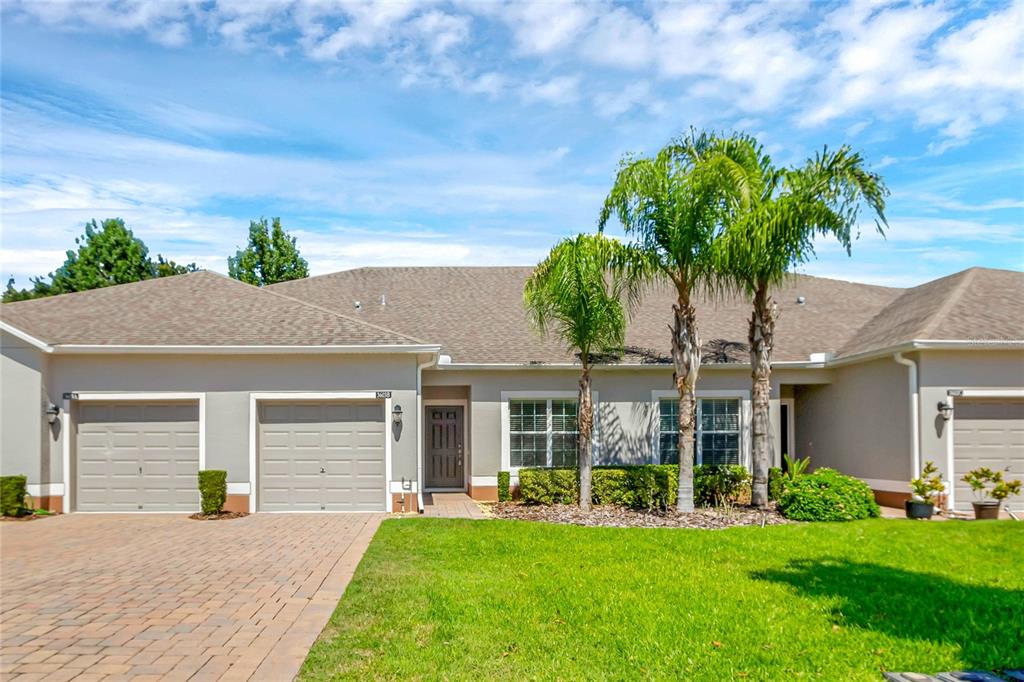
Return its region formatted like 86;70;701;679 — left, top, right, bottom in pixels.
953;399;1024;512
76;401;200;512
258;401;386;511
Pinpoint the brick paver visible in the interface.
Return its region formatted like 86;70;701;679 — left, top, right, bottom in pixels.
0;513;382;680
422;492;486;519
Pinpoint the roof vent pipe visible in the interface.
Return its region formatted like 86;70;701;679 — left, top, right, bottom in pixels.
354;301;362;310
796;296;806;305
893;352;920;479
380;294;386;306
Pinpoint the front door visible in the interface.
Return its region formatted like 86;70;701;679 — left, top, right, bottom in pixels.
426;406;464;489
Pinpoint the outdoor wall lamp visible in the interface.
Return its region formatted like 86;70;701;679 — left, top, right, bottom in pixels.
392;404;403;425
45;402;61;424
937;401;953;422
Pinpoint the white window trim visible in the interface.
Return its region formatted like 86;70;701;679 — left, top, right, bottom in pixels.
67;392;206;513
500;390;599;473
249;391;393;514
423;398;469;492
650;389;751;468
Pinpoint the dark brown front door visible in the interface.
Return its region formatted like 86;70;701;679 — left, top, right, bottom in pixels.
426;406;464;489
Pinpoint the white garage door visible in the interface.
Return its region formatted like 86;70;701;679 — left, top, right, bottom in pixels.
258;401;386;511
953;399;1024;512
76;401;200;512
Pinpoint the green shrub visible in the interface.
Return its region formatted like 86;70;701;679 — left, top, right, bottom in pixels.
518;468;578;505
694;465;750;506
518;464;755;511
768;467;785;501
197;470;227;515
497;471;511;502
1;475;28;517
777;468;880;522
592;465;678;511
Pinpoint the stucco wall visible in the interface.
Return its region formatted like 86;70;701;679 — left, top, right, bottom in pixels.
918;349;1024;483
423;366;809;478
0;331;52;484
795;355;912;483
45;353;421;501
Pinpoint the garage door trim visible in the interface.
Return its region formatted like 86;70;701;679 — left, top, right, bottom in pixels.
945;388;1024;511
249;392;392;513
71;392;206;512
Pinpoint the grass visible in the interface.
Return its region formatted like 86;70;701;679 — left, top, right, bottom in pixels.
300;518;1024;680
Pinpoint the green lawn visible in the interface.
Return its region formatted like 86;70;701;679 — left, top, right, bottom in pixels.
300;518;1024;681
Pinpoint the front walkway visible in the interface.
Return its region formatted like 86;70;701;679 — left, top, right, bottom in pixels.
421;492;486;519
0;512;381;681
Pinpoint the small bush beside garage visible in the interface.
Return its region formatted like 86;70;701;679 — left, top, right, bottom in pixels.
190;470;247;520
1;475;28;516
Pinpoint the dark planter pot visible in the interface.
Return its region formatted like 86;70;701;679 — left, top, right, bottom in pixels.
904;500;934;519
972;501;1002;520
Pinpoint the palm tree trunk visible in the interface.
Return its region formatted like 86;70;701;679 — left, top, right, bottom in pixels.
671;291;700;513
749;282;777;508
578;362;593;512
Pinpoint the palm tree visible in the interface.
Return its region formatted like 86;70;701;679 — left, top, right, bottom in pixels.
714;138;888;507
598;131;739;512
524;233;632;511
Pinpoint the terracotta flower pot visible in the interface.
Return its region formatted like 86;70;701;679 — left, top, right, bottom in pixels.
972;500;1001;520
904;500;934;519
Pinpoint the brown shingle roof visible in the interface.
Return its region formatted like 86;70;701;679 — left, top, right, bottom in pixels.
268;267;904;364
836;267;1024;358
1;271;424;347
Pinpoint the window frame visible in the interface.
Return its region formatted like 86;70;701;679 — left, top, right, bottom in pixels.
650;389;750;467
501;391;599;474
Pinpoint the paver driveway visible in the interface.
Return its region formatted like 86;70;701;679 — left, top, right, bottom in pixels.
0;513;382;681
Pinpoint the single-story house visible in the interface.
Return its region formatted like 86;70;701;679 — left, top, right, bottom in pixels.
1;266;1021;515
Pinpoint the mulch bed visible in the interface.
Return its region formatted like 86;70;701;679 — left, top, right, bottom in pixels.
483;502;791;529
188;511;250;521
1;511;59;522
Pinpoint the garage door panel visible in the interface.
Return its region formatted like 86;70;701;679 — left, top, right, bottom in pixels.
75;400;200;512
953;399;1024;512
258;401;385;511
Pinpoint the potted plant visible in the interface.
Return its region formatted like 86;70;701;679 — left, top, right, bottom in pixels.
962;466;1023;520
906;461;944;519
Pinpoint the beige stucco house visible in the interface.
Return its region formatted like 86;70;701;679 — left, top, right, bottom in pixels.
1;266;1021;515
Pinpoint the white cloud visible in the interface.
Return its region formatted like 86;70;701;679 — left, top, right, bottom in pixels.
495;1;594;55
520;75;581;105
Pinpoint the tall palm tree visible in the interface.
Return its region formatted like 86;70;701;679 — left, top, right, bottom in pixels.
598;131;738;512
714;138;888;507
524;233;633;511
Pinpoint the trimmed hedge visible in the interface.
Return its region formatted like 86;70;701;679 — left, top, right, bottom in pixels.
768;466;785;501
497;471;511;502
197;470;227;515
1;475;28;517
777;468;880;522
518;464;750;511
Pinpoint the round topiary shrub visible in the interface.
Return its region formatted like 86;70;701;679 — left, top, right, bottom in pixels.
777;468;880;521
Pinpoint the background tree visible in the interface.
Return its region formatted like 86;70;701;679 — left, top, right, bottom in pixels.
3;218;198;302
524;233;633;511
599;131;739;512
227;217;309;286
714;138;888;507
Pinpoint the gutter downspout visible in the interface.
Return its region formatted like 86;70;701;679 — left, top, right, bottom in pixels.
416;353;439;513
893;352;920;480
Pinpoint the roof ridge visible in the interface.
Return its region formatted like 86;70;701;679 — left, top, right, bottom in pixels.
256;284;431;345
1;270;211;309
918;267;978;339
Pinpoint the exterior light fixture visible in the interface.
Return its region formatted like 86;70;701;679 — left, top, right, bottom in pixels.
392;404;403;425
937;401;953;422
45;403;61;424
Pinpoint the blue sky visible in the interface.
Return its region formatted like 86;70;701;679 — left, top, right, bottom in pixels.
1;0;1022;288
